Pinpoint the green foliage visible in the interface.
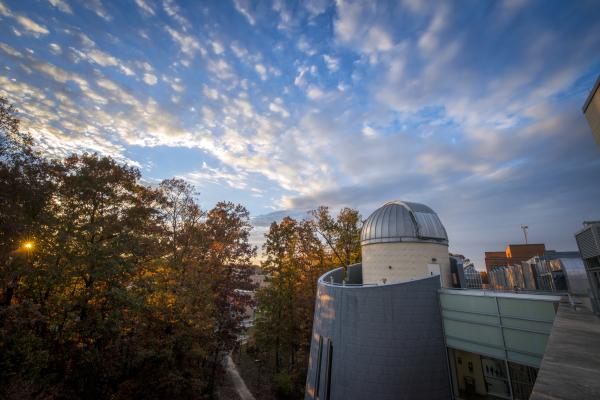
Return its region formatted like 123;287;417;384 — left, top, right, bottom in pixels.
0;97;256;399
273;371;295;398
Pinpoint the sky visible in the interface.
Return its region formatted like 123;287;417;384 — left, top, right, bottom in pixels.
1;0;600;267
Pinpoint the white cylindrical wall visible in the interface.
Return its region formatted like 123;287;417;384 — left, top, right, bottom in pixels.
362;242;451;287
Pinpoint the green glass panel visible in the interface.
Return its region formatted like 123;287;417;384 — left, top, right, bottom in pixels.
444;319;503;347
440;293;497;315
442;310;500;325
497;298;556;322
503;328;548;355
501;317;553;334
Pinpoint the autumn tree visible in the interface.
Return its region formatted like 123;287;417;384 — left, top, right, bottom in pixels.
201;201;256;392
0;97;54;306
0;96;258;399
309;206;362;279
253;207;361;398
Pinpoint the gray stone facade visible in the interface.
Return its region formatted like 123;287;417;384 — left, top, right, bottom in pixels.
305;264;450;400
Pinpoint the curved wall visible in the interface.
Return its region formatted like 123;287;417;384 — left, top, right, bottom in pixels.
305;265;450;400
362;242;451;287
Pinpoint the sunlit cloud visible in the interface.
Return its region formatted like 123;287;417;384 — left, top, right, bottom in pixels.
0;0;599;266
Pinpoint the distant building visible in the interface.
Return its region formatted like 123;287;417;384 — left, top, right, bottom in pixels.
485;244;546;273
583;74;600;150
450;255;483;289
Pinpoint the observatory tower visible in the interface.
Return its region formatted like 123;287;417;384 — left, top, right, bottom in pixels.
360;201;451;287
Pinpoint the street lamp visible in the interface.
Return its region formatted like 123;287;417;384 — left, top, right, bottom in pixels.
22;241;34;251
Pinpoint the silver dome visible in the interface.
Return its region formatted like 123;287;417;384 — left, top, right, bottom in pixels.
360;201;448;245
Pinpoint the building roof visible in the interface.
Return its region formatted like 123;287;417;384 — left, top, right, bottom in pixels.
360;200;448;246
582;73;600;113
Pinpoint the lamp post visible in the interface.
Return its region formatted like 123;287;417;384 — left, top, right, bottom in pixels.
2;240;36;306
521;225;529;244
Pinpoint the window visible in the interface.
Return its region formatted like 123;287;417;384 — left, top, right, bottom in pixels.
314;336;323;398
326;340;333;400
509;362;538;400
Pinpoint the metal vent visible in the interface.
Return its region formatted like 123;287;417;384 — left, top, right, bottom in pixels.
576;227;600;259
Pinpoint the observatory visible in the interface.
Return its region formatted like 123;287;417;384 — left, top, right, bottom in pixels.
304;200;452;400
360;201;450;286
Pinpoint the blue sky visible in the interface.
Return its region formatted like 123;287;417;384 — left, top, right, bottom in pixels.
1;0;600;267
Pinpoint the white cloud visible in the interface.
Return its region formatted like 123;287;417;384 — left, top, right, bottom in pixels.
134;0;155;15
211;40;225;55
206;58;235;81
304;0;328;16
0;1;12;16
294;66;309;87
233;0;256;25
297;36;317;56
362;125;377;138
255;63;267;80
323;54;340;71
96;78;119;91
417;6;448;52
84;0;112;21
185;162;248;190
86;48;119;66
306;85;325;100
269;98;290;118
163;0;191;30
49;42;62;54
165;26;205;60
334;0;394;54
143;73;157;85
272;0;293;30
48;0;72;14
15;16;49;36
203;85;219;100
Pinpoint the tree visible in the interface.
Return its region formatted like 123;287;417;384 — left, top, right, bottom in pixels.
253;207;361;398
201;201;256;393
0;96;54;306
309;206;362;280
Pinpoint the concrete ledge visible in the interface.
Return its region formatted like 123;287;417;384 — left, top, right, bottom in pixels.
530;302;600;399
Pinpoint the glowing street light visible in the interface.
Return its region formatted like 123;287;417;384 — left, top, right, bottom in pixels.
22;241;34;251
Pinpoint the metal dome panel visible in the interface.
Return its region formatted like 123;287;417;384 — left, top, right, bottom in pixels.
360;201;448;245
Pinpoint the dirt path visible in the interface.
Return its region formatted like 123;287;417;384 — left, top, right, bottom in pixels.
225;354;256;400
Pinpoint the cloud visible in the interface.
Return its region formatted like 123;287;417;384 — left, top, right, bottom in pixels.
268;98;290;118
143;73;157;85
134;0;155;16
205;58;236;81
306;85;325;100
47;0;72;14
323;54;340;71
162;0;191;30
304;0;328;16
49;42;62;54
2;0;600;267
233;0;256;25
165;26;205;60
84;0;112;21
254;63;267;80
211;40;225;55
334;0;395;54
86;48;119;66
15;16;49;36
203;85;219;100
0;1;11;16
184;162;248;190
